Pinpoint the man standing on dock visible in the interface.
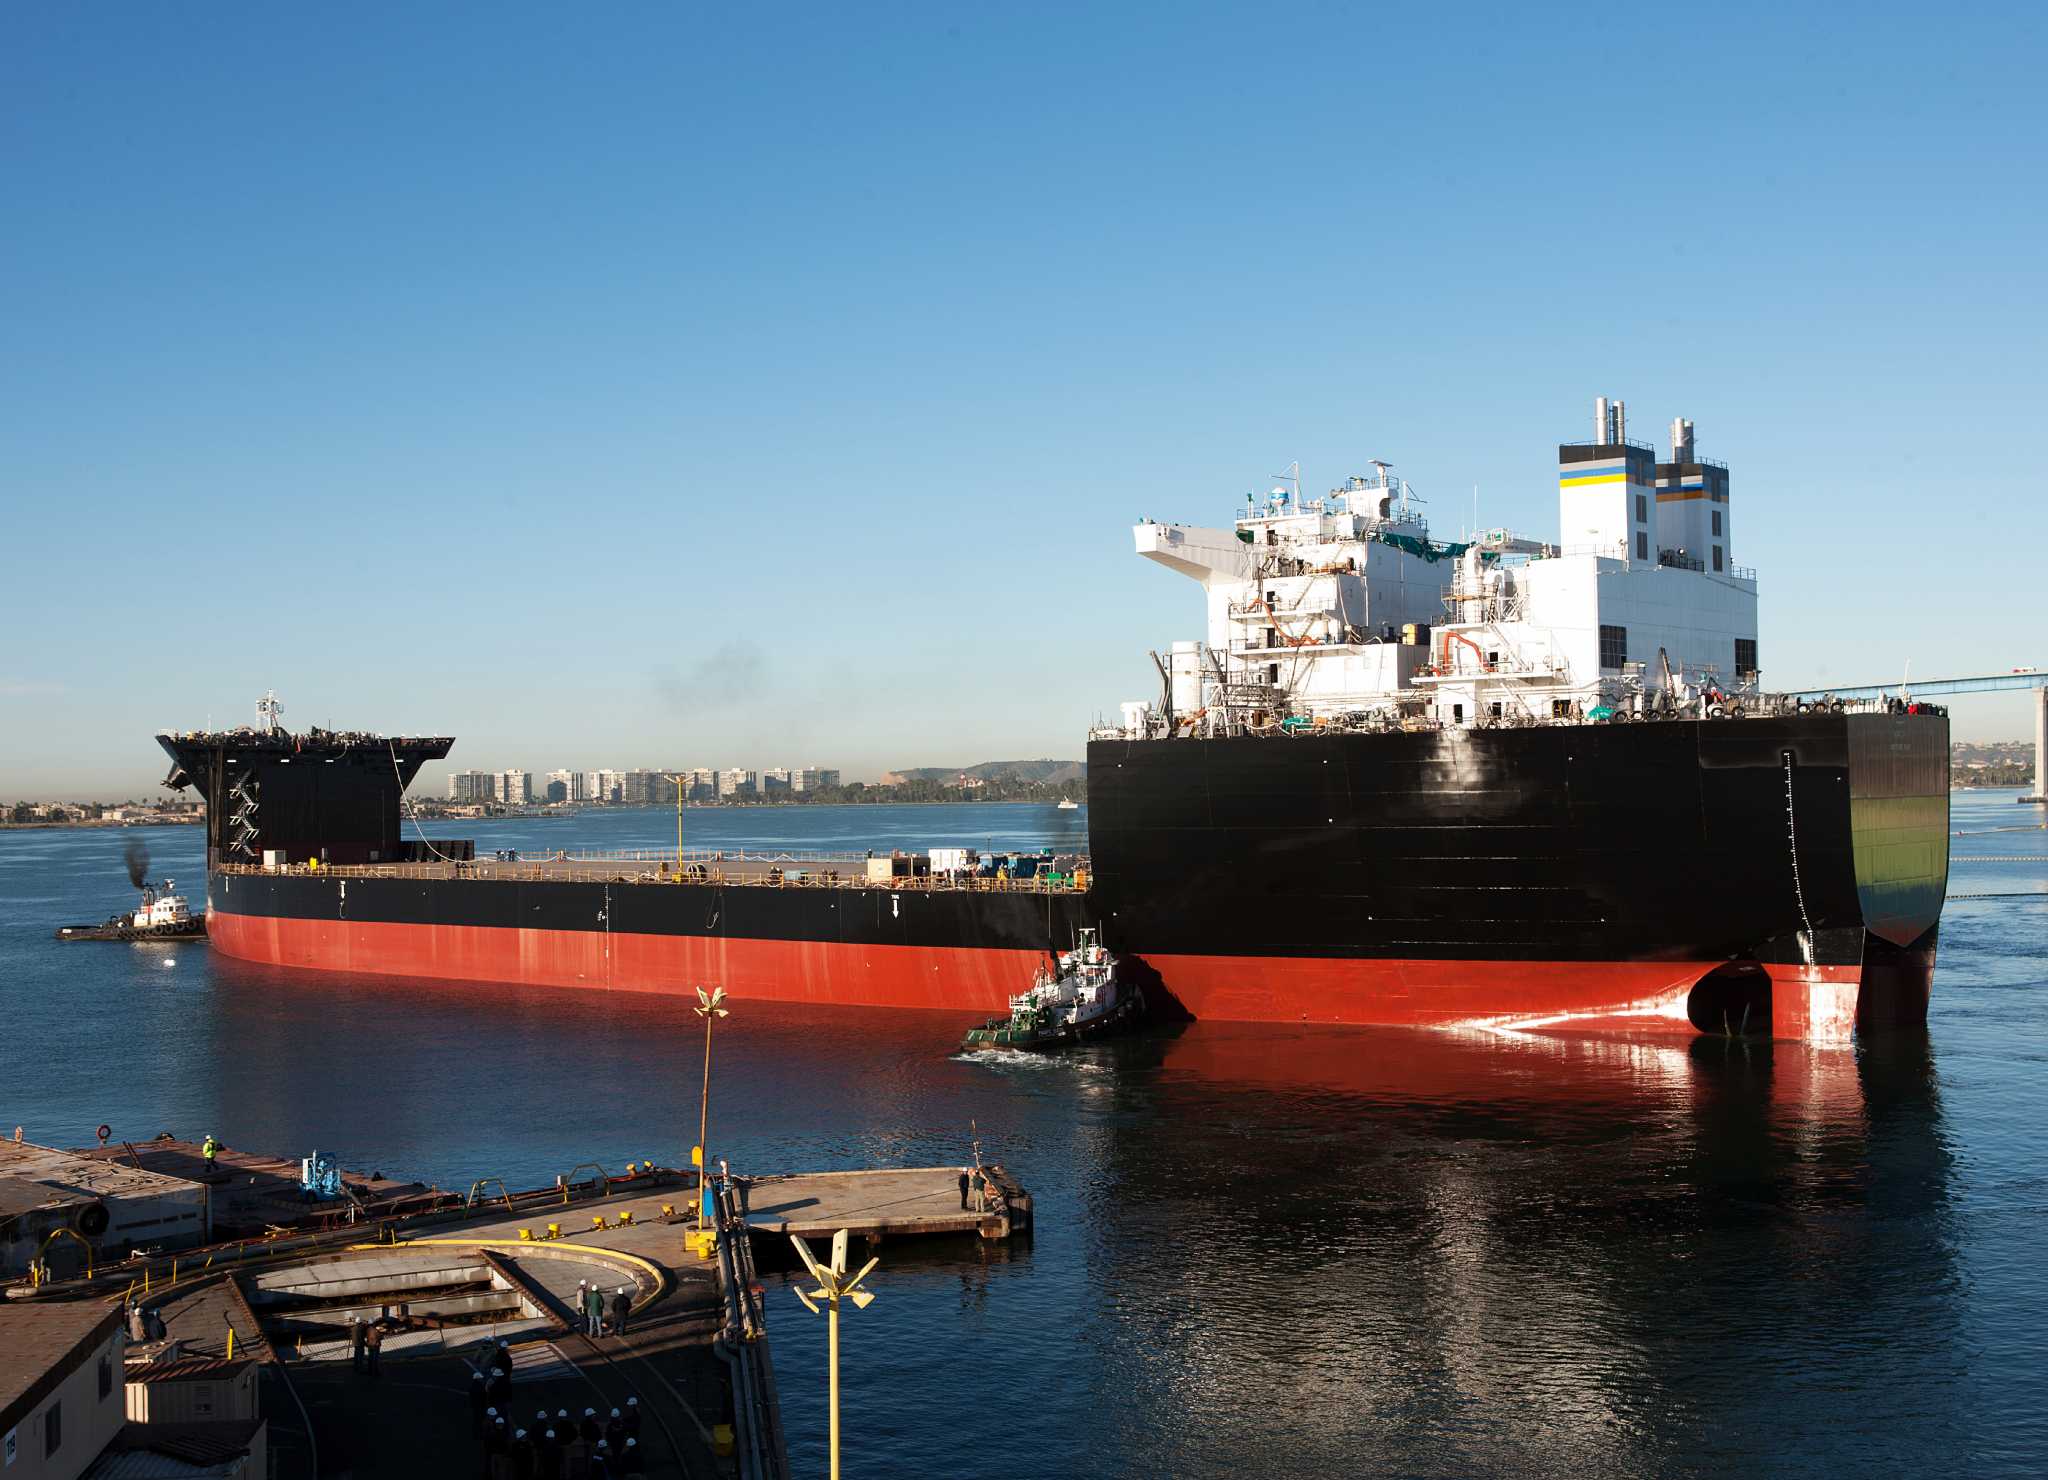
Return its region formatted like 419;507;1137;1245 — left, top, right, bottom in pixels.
958;1169;970;1210
350;1316;367;1373
202;1133;219;1176
583;1283;605;1338
364;1318;384;1377
609;1287;630;1337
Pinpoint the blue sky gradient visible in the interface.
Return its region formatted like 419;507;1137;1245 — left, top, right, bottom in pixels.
4;4;2044;794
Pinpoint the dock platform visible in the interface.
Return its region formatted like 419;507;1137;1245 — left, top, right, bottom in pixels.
72;1135;436;1238
9;1148;1029;1480
737;1164;1030;1242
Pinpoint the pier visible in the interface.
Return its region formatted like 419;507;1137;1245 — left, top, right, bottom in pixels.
737;1165;1030;1244
4;1144;1028;1480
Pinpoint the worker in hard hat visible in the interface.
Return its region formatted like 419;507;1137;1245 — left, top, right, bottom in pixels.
202;1134;219;1175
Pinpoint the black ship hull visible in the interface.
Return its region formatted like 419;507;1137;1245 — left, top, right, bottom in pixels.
1084;710;1948;1037
187;712;1948;1040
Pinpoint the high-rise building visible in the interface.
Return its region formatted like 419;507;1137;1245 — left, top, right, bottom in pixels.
791;767;841;792
547;769;581;802
496;770;532;805
447;770;494;802
622;771;680;806
584;770;625;804
760;767;791;797
687;768;717;801
718;768;757;800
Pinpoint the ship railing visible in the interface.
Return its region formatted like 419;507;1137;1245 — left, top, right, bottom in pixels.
213;860;1089;893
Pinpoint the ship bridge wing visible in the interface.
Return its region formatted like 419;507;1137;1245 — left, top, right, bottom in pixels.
1134;521;1248;585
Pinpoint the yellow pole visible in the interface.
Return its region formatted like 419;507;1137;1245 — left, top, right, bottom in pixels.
697;1008;714;1232
669;775;685;870
226;1324;236;1360
828;1297;840;1480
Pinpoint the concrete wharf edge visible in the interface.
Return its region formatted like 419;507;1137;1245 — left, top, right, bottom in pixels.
736;1164;1032;1243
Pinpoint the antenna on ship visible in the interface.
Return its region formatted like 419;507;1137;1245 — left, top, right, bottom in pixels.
1270;461;1301;507
256;691;284;735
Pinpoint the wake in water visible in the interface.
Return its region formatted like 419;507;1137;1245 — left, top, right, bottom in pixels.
951;1047;1114;1074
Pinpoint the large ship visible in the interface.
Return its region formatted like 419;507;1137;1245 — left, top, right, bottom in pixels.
161;402;1948;1042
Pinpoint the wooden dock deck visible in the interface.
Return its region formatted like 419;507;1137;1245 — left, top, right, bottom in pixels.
735;1165;1030;1242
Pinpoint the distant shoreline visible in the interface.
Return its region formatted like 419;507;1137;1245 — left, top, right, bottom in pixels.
0;818;203;831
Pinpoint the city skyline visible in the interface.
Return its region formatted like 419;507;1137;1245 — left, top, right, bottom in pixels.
447;766;843;805
4;6;2045;796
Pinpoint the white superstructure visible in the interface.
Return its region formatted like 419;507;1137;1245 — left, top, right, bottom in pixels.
1114;401;1760;735
132;882;192;930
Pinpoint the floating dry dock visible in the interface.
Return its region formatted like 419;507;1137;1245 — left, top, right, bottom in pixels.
5;1149;1027;1480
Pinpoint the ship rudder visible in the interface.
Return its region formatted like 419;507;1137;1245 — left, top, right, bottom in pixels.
1855;924;1937;1034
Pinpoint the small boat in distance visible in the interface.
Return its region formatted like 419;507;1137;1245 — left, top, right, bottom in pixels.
963;929;1141;1050
1057;798;1079;810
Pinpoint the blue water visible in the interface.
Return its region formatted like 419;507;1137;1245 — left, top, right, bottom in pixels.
2;796;2045;1476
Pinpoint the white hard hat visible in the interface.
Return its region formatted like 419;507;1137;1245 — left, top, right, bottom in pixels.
611;1407;620;1417
584;1408;596;1417
515;1430;527;1441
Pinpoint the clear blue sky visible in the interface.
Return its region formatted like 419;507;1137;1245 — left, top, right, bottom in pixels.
4;4;2044;797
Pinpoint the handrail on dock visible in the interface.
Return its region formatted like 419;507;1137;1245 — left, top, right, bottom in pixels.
713;1173;786;1480
465;1177;514;1211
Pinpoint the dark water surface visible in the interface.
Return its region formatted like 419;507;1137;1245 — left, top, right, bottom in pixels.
4;798;2045;1476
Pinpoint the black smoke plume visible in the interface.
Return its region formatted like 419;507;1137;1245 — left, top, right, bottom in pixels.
125;838;150;890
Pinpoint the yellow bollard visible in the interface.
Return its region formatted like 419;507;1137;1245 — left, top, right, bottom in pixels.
592;1215;608;1231
546;1223;561;1240
519;1228;534;1242
660;1204;675;1219
618;1211;634;1226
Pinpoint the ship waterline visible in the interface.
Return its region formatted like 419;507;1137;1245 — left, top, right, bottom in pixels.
186;709;1946;1040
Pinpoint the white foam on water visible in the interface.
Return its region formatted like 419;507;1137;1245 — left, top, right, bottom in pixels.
951;1047;1111;1074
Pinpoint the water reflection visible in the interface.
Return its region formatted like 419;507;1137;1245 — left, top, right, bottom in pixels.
1072;1023;1960;1478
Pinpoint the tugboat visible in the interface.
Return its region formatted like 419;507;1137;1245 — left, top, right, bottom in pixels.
56;880;207;943
962;929;1141;1050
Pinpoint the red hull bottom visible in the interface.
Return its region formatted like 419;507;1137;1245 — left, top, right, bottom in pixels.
208;911;1917;1042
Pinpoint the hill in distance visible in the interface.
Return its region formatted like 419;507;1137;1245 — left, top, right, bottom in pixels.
879;759;1085;786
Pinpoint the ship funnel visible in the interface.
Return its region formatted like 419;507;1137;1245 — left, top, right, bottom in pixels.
1671;417;1695;462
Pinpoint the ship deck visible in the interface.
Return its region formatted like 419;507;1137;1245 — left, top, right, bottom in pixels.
215;850;1087;893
